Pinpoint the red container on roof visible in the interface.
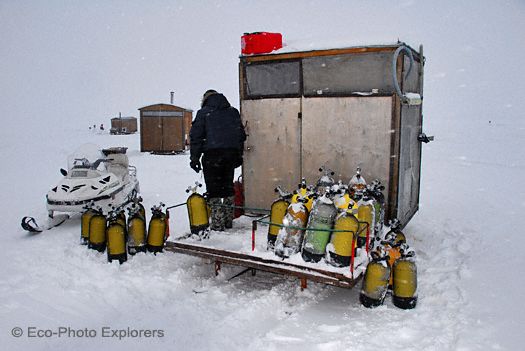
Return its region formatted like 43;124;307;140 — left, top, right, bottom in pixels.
241;32;283;55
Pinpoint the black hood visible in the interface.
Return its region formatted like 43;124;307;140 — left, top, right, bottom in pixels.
204;93;231;110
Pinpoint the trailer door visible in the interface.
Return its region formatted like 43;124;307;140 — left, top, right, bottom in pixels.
242;98;301;210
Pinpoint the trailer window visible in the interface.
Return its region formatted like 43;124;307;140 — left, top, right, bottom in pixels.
302;52;395;96
245;61;300;98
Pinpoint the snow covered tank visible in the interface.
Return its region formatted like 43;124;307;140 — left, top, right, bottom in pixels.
239;42;429;227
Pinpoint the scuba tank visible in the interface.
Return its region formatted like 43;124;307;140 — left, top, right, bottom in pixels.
360;246;391;308
147;203;167;253
291;178;314;212
327;205;360;267
127;202;147;255
316;166;335;193
106;207;127;264
368;179;385;233
186;182;210;235
356;191;375;250
80;202;96;245
301;190;338;263
348;167;367;198
387;218;406;245
392;243;418;309
267;186;292;249
88;207;107;252
233;175;244;219
274;185;312;258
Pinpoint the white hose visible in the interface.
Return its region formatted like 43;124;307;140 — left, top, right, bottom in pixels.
392;45;414;103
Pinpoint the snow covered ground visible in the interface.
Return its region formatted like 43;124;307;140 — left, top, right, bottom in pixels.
1;1;525;350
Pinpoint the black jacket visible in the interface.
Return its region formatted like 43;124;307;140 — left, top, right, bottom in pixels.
189;94;246;160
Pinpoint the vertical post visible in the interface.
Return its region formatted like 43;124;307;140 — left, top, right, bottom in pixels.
350;237;356;279
251;220;257;251
300;277;307;290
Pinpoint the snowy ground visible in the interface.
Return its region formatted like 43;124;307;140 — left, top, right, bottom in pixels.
2;1;525;350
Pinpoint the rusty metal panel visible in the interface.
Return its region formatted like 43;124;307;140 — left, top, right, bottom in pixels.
397;104;422;225
302;52;395;96
301;97;394;213
242;98;301;210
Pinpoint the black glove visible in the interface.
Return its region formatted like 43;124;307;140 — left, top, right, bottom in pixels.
190;159;201;173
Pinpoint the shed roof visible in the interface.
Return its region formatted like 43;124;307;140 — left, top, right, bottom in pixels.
138;103;193;112
111;116;136;120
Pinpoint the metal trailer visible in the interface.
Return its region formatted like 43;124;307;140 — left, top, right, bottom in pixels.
166;42;429;290
239;43;429;227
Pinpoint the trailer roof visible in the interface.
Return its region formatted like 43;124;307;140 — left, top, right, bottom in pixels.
240;41;423;63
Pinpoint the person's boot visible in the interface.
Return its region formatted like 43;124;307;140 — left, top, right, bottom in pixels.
208;197;225;231
223;196;235;229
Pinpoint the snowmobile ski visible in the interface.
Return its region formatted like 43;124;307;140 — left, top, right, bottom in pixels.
21;214;69;233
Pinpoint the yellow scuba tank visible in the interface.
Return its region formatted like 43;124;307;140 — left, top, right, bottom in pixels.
186;183;210;235
327;209;359;267
147;203;167;253
356;192;375;249
360;247;391;308
387;218;406;245
106;210;127;264
274;200;309;258
81;205;96;245
88;208;107;252
392;244;417;309
268;186;291;248
292;178;314;212
127;203;147;255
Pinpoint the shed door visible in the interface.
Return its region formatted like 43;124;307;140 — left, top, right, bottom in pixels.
162;117;184;152
242;98;301;210
141;117;163;152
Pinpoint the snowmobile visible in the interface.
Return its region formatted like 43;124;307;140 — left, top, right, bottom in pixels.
21;144;140;232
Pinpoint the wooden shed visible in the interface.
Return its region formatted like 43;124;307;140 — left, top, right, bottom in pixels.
138;104;193;154
239;43;428;226
110;116;138;134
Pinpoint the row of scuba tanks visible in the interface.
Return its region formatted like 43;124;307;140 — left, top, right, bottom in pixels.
80;198;169;264
360;219;418;309
268;167;383;267
80;182;210;264
267;167;417;309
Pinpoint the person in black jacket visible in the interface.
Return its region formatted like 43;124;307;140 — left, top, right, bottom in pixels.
189;90;246;231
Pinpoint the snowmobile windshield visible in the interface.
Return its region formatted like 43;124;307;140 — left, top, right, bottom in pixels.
67;143;106;172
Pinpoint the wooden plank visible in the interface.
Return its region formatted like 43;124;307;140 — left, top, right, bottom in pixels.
165;241;361;289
